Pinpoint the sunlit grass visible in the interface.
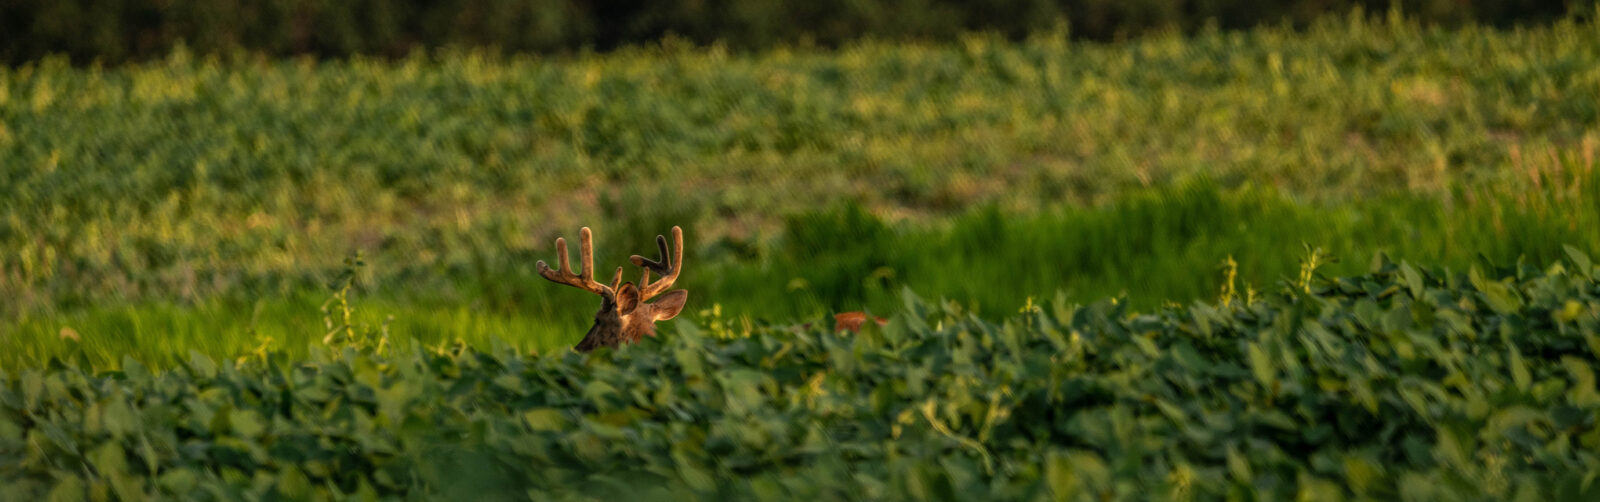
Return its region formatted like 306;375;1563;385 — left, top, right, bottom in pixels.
7;160;1596;370
3;14;1599;318
4;14;1600;368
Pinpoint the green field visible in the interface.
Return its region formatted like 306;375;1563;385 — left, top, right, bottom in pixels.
5;14;1600;368
5;257;1600;499
3;10;1600;499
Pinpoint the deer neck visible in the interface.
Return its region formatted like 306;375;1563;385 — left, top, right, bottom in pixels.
572;300;664;351
574;298;626;352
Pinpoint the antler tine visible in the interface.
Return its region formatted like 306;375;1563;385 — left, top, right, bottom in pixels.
556;237;569;273
609;266;624;291
536;227;615;297
578;227;594;281
631;226;683;300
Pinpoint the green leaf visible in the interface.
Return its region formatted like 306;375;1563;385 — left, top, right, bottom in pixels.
1400;261;1425;299
1563;357;1600;408
1247;342;1276;390
1169;342;1211;373
41;421;81;457
1508;344;1531;392
584;380;619;402
522;408;568;432
157;468;198;495
88;442;128;477
46;474;85;502
0;414;21;441
1485;406;1544;441
21;372;42;408
101;398;139;439
1343;455;1384;496
1226;445;1253;483
120;356;150;383
229;409;267;439
1469;267;1522;314
1434;427;1470;470
672;450;716;492
187;351;216;379
1348;376;1378;414
275;465;312;500
1399;472;1440;500
1397;384;1432;419
1067;450;1110;494
1565;245;1594;278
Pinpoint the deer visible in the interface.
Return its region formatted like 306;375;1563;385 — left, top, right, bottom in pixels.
536;226;689;352
831;311;887;332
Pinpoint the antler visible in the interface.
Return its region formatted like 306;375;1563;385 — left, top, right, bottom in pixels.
631;226;684;301
536;227;623;297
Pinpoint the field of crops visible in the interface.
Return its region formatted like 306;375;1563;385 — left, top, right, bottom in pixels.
5;13;1600;368
5;256;1600;499
4;10;1600;499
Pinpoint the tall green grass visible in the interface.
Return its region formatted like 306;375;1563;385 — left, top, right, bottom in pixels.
7;155;1596;369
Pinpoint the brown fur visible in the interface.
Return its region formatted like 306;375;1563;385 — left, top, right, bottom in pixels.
833;311;887;332
572;287;688;351
538;226;688;352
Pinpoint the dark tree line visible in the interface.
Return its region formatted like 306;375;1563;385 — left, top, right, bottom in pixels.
0;0;1584;65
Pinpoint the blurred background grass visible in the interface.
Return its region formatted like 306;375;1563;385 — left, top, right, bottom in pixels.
3;11;1599;368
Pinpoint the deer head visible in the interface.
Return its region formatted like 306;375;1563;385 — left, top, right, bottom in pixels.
536;226;688;352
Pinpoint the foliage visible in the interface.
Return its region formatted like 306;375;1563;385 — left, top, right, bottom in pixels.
9;174;1600;370
3;14;1599;329
4;253;1600;499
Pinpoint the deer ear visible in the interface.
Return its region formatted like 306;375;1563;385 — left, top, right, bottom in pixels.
616;282;641;314
648;290;688;321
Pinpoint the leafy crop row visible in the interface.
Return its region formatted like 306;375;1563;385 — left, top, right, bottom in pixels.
5;251;1598;500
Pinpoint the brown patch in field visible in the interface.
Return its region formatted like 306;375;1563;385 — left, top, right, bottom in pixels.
834;311;887;332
